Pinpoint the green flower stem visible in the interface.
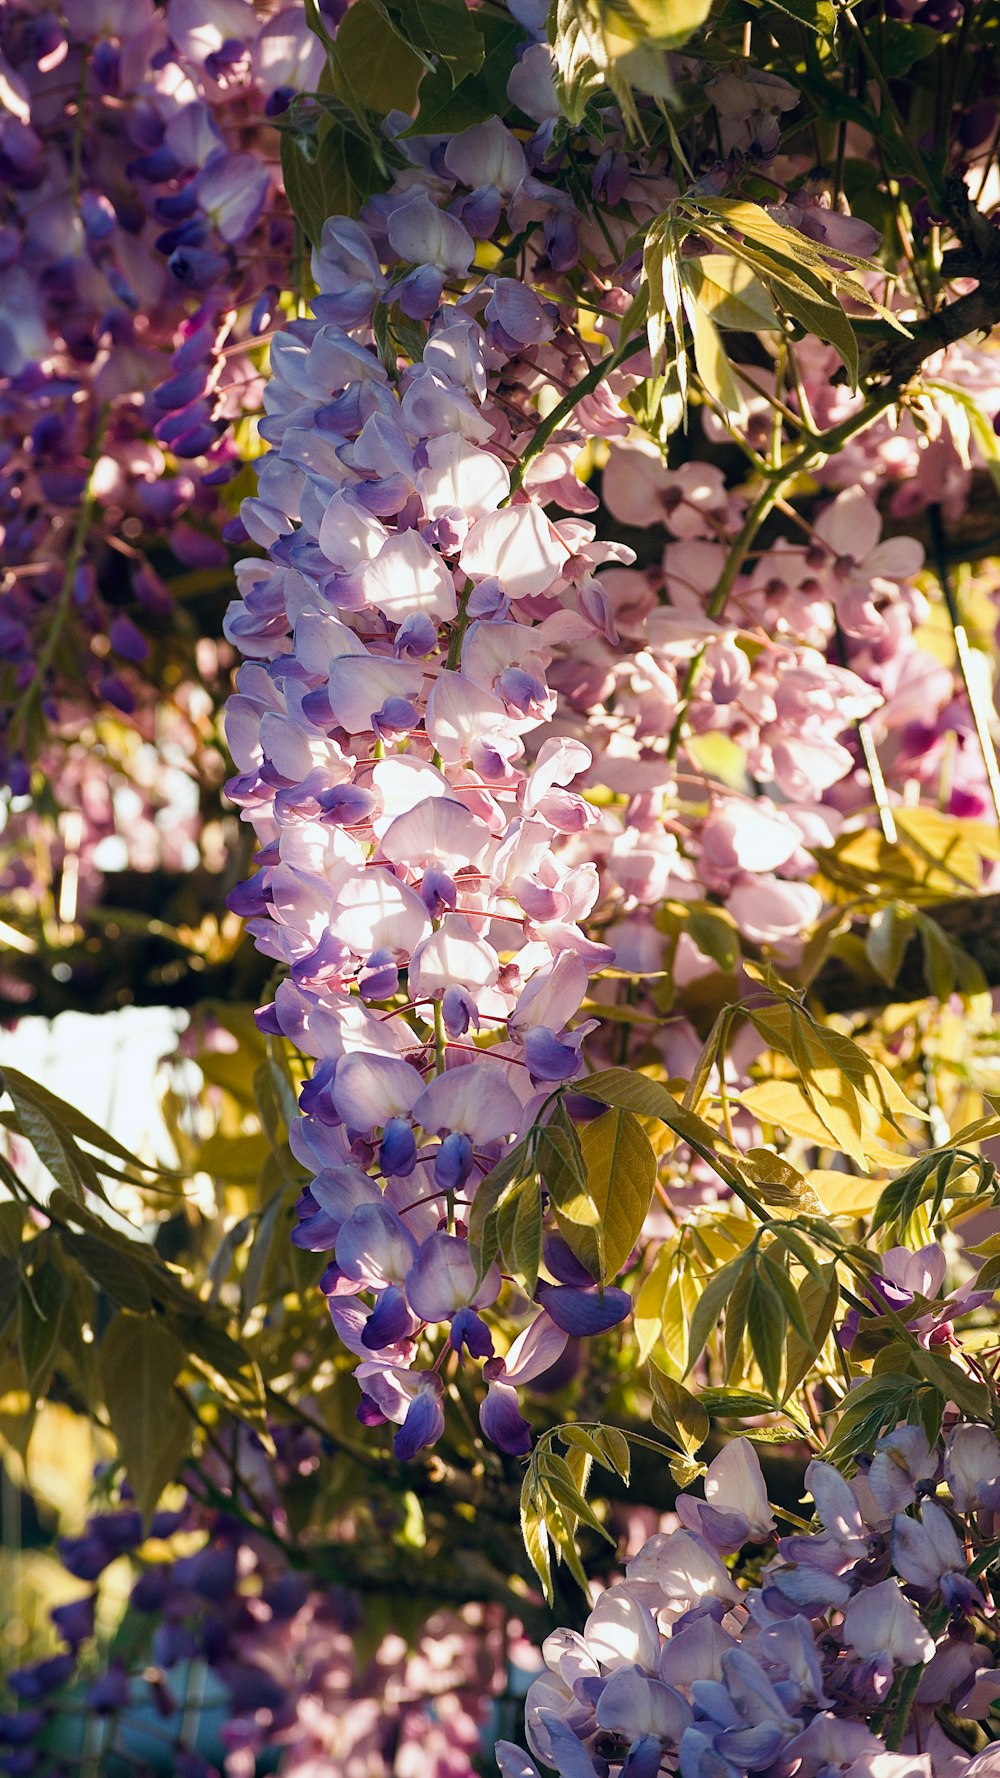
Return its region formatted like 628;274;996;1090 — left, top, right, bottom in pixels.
858;717;899;844
881;1603;950;1749
446;582;472;670
508;331;649;496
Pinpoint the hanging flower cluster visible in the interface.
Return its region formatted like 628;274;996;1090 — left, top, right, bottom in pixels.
0;1435;512;1778
0;0;321;819
222;7;1000;1460
500;1424;1000;1778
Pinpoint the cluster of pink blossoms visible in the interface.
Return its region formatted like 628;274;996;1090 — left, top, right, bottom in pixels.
501;1424;1000;1778
223;11;998;1456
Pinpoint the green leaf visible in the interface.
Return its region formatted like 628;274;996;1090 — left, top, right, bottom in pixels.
585;1069;729;1168
782;1265;836;1401
520;1473;553;1603
675;197;910;386
170;1315;255;1387
754;0;835;32
627;368;686;445
402;0;485;83
865;905;913;986
0;1201;23;1258
749;999;921;1150
536;1109;590;1229
684;1249;752;1377
878;18;939;73
303;0;334;50
869;1151;941;1235
332;0;426;115
280;124;383;243
640;217;687;395
0;1066;174;1183
0;1359;35;1462
746;248;860;386
407;17;523;133
0;1258;18;1346
546;0;605;123
100;1316;191;1520
562;1423;620;1471
1;1073;104;1203
915;912;984;1000
683;290;747;417
635;1239;677;1363
823;1372;922;1466
594;1423;631;1481
735;1148;818;1211
759;1249;811;1342
584;1068;756;1209
649;1369;709;1453
538;1450;612;1540
497;1176;543;1295
682;254;780;332
747;1267;784;1400
723;1258;753;1382
698;1386;786;1418
18;1254;67;1399
605;0;715;40
916;912;954;999
910;1348;991;1420
689;197;890;281
241;1185;296;1322
467;1138;531;1280
547;0;705;127
59;1231;153;1314
550;1107;656;1284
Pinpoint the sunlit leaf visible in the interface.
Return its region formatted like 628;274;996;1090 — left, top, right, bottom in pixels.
549;1106;656;1283
735;1148;819;1210
682;290;747;417
468;1138;532;1280
682;253;781;331
497;1175;544;1295
684;1249;752;1377
649;1368;709;1453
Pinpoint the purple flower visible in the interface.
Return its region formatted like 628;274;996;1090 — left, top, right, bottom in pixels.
393;1379;445;1460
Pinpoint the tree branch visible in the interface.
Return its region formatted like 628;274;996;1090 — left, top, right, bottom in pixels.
863;276;1000;385
861;175;1000;385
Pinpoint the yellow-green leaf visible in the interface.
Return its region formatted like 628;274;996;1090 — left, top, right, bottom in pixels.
497;1176;543;1295
649;1368;709;1453
683;253;780;331
100;1315;191;1520
551;1107;656;1283
635;1239;677;1363
683;290;746;417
